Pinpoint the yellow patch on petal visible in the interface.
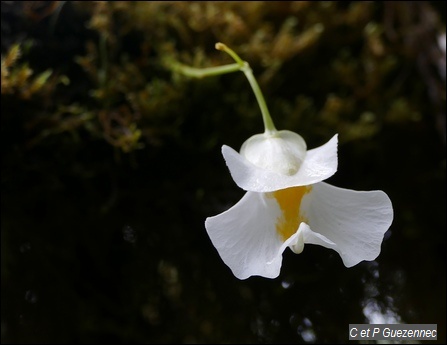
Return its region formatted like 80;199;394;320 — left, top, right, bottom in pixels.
270;186;312;241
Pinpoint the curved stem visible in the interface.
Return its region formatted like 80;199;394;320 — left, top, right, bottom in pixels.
215;42;277;134
166;58;241;78
241;64;277;134
215;42;244;66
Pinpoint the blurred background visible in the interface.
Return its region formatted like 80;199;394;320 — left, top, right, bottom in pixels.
1;1;445;343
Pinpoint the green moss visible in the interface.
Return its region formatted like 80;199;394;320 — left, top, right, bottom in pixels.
3;1;445;153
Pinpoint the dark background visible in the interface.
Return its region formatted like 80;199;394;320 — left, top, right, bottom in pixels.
1;2;445;343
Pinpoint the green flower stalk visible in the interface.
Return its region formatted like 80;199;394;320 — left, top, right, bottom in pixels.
166;42;277;134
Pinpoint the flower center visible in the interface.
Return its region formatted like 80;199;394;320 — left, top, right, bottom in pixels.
270;185;312;241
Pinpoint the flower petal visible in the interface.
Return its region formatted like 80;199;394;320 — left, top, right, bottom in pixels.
300;182;393;267
289;222;336;254
240;130;307;176
222;134;338;192
205;191;287;279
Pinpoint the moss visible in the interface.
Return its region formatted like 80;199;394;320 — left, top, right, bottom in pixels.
2;1;445;154
1;43;56;99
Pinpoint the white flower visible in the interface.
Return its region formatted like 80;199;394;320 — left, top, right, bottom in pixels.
205;130;393;280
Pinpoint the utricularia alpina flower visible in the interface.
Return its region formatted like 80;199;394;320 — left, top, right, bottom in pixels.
205;130;393;279
168;42;393;279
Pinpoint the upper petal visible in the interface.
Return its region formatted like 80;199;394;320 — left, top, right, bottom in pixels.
205;191;287;279
300;182;394;267
240;130;307;176
222;134;338;192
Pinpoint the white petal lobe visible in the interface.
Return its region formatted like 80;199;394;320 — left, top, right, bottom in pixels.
222;134;338;192
300;182;393;267
205;192;288;279
240;130;307;175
